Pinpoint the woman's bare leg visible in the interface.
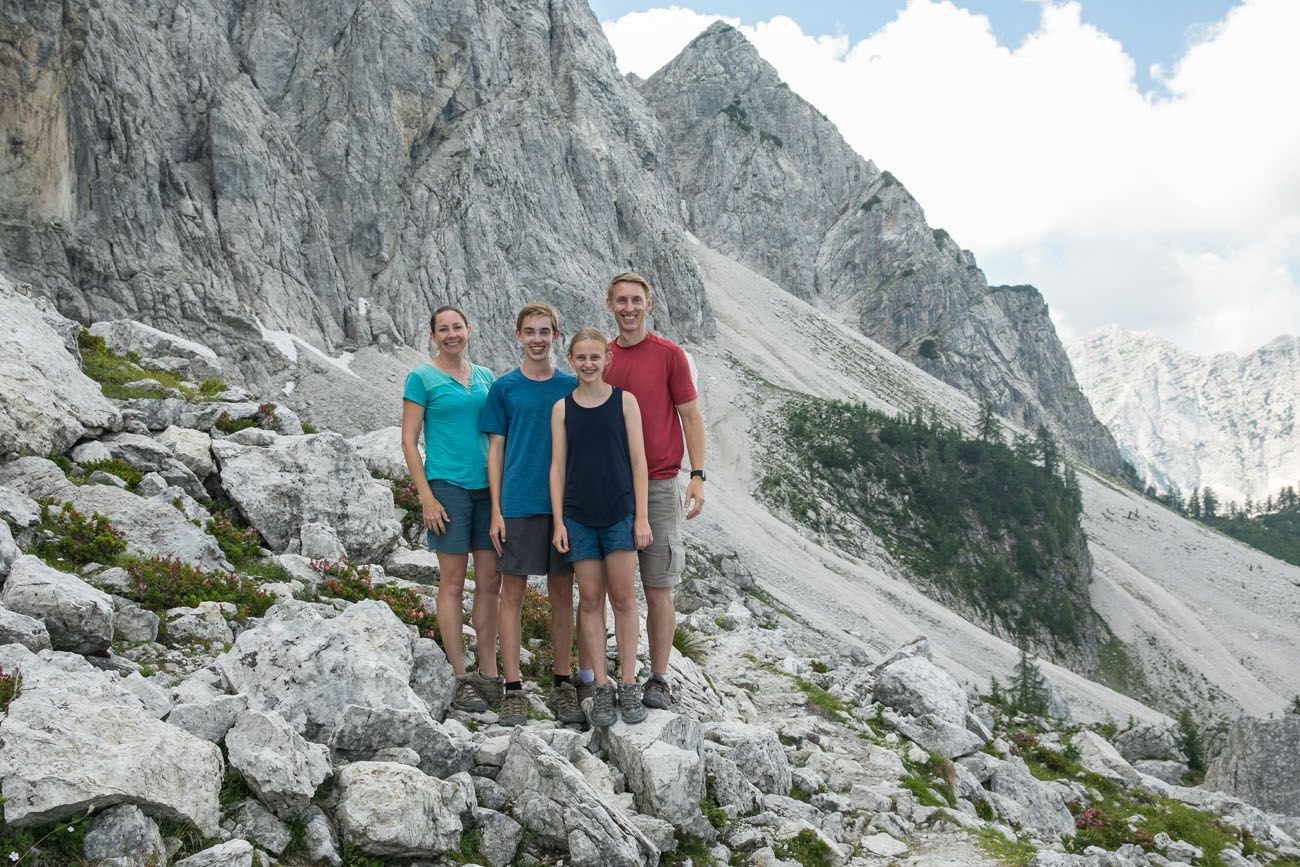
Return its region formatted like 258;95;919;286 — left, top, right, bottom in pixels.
470;549;500;677
436;551;469;674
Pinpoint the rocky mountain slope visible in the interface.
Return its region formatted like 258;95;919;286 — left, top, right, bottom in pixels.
3;281;1300;867
636;22;1127;479
0;0;711;388
1068;325;1300;506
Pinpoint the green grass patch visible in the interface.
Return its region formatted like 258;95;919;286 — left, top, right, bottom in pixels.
673;623;706;664
77;330;225;402
755;658;851;722
29;501;128;571
974;827;1037;867
700;799;730;831
119;555;274;620
774;828;835;867
0;671;19;713
341;839;387;867
663;834;716;866
76;457;144;490
0;806;94;866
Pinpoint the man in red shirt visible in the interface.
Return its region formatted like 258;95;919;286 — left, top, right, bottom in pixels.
603;272;706;709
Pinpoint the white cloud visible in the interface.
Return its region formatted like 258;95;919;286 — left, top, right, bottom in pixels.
602;0;1300;354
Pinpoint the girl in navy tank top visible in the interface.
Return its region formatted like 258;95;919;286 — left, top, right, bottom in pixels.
549;328;652;726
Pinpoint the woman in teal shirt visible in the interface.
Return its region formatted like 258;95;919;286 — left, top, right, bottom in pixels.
401;305;503;714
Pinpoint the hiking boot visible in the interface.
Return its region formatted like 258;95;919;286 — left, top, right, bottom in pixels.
467;669;504;710
576;679;595;707
498;689;529;727
642;676;673;710
452;674;488;713
589;683;617;728
548;681;585;725
619;681;648;724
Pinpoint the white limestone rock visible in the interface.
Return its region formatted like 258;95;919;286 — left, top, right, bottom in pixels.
121;670;171;719
704;747;763;814
212;432;400;562
0;484;41;528
328;704;472;779
167;693;249;743
1205;715;1300;816
226;709;332;820
89;319;224;381
214;599;427;741
82;804;167;867
0;555;114;654
0;276;120;459
1134;759;1189;785
110;595;160;643
302;804;343;867
703;721;792;795
156;425;217;480
1071;729;1142;786
474;807;524;867
595;708;710;836
496;729;658;867
384;547;441;584
165;601;236;647
410;635;456;720
225;798;292;856
873;654;969;726
0;602;52;652
173;840;255;867
987;757;1076;839
0;644;223;834
334;761;465;858
348;426;416;480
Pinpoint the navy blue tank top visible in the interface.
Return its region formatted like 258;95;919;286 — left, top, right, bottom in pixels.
563;387;634;527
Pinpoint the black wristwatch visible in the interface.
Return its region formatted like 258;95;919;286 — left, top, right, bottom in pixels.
690;469;706;482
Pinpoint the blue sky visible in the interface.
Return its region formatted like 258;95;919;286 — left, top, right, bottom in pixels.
590;1;1236;90
594;1;1300;354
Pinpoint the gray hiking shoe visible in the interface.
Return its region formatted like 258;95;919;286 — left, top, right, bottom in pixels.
619;682;648;724
589;683;617;728
499;689;529;727
467;669;504;710
548;681;585;725
642;676;673;710
452;674;488;713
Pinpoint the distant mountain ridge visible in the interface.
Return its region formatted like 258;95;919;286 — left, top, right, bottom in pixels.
1067;325;1300;505
637;21;1128;478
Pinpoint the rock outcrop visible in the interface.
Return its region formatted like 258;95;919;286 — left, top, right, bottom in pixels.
1068;326;1300;504
0;0;711;397
638;21;1125;476
1205;715;1300;816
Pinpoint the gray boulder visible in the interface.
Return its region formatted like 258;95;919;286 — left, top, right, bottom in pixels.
215;600;428;741
704;747;763;814
173;840;255;867
167;693;249;743
212;432;400;562
98;431;208;502
0;276;120;459
0;603;52;652
110;595;160;643
1116;722;1183;763
1205;715;1300;816
1071;729;1142;786
496;729;658;867
384;547;441;584
334;761;465;858
89;319;225;382
302;804;343;867
0;644;223;834
156;425;217;480
1133;759;1188;785
121;671;172;719
349;426;416;480
225;709;333;820
0;484;41;528
874;654;969;726
225;798;292;856
595;709;710;836
82;804;167;867
884;708;986;759
987;757;1075;839
165;601;236;647
475;807;525;867
329;704;471;779
410;635;456;719
1;519;17;577
0;555;114;654
703;721;791;795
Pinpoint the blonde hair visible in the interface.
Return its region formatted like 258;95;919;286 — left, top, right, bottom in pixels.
567;327;609;356
606;272;653;304
515;302;560;333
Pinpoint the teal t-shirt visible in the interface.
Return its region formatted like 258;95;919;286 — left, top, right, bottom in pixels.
402;362;495;490
480;367;578;518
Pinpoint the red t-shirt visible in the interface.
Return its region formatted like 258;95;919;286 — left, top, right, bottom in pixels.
605;332;698;480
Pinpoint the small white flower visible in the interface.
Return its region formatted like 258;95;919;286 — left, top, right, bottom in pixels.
10;852;21;862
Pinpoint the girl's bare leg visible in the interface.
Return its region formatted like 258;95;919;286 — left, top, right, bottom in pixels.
574;559;609;684
470;549;500;677
435;551;469;674
604;550;640;685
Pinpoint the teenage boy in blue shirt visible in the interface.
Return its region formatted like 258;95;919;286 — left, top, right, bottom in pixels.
482;303;592;727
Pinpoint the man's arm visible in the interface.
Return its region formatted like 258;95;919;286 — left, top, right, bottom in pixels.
676;399;706;519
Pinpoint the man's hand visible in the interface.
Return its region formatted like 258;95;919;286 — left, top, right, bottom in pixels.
490;512;506;556
684;476;705;519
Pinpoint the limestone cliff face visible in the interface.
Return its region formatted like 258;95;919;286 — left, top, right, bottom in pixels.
1068;326;1300;504
0;0;712;385
639;21;1125;477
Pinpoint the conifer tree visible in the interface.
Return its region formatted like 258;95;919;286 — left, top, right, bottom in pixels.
1035;424;1059;478
977;401;1002;442
1202;487;1219;519
1176;708;1205;773
1010;646;1049;717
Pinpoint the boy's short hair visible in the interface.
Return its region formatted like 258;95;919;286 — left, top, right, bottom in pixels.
606;272;653;303
515;302;560;333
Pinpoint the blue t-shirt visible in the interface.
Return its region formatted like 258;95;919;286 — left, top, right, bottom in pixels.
402;362;495;490
480;367;578;517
